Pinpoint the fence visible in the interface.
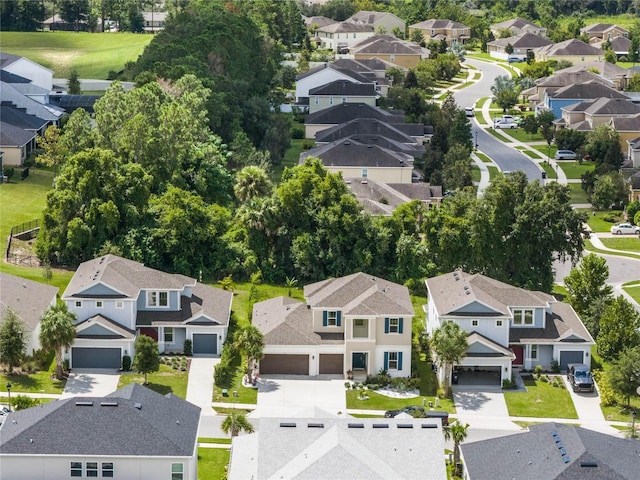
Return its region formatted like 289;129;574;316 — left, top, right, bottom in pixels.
6;219;40;263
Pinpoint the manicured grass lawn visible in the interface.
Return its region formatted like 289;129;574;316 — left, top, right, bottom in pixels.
230;281;304;328
622;282;640;304
507;129;544;143
471;164;481;183
0;262;74;294
583;239;640;260
475;152;492;163
567;183;589;205
0;371;65;394
516;147;544;160
212;366;258;405
117;364;188;399
580;209;624;232
474;110;487;124
552;284;568;301
540;161;557;180
346;389;456;413
198;447;230;480
485;128;510;141
557;14;638;30
532;144;557;159
557;161;596;180
487;165;499;181
198;438;232;444
599;237;640;253
602;399;640;422
504;376;578;419
0;32;152;79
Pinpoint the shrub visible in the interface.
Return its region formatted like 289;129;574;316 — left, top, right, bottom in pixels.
551;360;560;373
3;167;15;182
63;358;70;372
291;127;304;139
552;376;564;388
183;339;193;356
437;387;446;399
602;213;617;223
534;365;544;378
364;369;391;387
539;375;550;383
390;376;408;392
344;381;351;389
593;370;616;406
30;349;54;371
121;355;132;371
12;395;39;411
502;379;514;389
21;360;37;374
214;363;235;388
302;139;314;150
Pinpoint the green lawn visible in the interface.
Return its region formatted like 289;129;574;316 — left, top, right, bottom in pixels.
213;366;258;405
230;282;304;328
540;161;557;180
532;144;557;159
198;447;230;480
507;129;544;143
485;128;510;141
580;209;625;232
198;438;232;445
557;161;596;180
622;283;640;304
117;364;188;399
471;164;481;183
599;237;640;253
487;165;499;181
516;147;544;160
0;32;152;79
474;110;487;124
475;152;493;163
346;389;456;413
504;376;578;419
0;370;65;394
584;239;640;260
567;183;589;205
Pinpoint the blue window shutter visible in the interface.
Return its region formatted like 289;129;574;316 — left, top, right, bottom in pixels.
384;352;389;370
384;318;389;334
323;311;328;327
399;318;404;334
398;352;403;371
337;311;341;327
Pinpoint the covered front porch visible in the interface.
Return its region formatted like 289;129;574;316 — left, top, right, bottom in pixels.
138;324;224;355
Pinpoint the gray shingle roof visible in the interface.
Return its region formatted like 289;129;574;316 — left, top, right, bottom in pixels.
228;416;447;480
1;104;49;131
593;35;631;53
304;272;413;316
0;52;21;69
537;39;603;56
0;273;58;331
564;97;640;116
303;16;335;28
536;70;611;88
63;254;196;299
136;282;232;327
556;61;629;80
317;21;373;34
305;103;405;125
611;113;640;131
315;118;423;144
0;120;37;147
309;80;377;96
76;314;137;339
410;19;468;30
301;138;414;169
318;133;424;157
0;383;200;457
487;33;553;49
491;17;542;31
347;11;402;26
351;35;426;55
252;296;343;345
510;302;593;344
0;81;63;121
461;422;640;480
550;81;627;100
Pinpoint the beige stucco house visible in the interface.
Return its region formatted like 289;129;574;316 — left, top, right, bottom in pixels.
408;19;470;46
490;17;547;38
580;23;629;42
350;34;429;68
534;39;603;65
253;272;414;378
346;11;406;35
486;33;553;61
308;80;377;114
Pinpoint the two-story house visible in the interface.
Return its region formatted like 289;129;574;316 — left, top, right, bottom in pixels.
252;272;414;378
486;33;553;61
346;11;406;35
425;271;594;386
316;21;375;53
580;23;629;42
534;39;603;65
62;255;232;369
308;80;377;114
350;34;430;68
556;97;640;132
541;80;627;118
408;19;470;46
490;17;547;38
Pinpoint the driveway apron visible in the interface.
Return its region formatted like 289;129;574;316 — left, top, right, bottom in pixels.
186;357;219;415
561;376;619;435
453;385;520;431
61;369;121;398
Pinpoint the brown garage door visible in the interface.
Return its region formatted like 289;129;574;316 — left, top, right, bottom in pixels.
260;354;309;375
319;354;343;374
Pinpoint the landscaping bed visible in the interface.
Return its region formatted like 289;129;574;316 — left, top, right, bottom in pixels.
504;374;578;419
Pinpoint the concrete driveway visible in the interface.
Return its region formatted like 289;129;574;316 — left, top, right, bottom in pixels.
186;357;219;414
254;375;346;417
61;369;121;398
561;376;620;435
453;385;520;431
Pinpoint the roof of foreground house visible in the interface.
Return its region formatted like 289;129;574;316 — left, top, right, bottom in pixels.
0;120;37;146
314;117;425;144
537;39;603;56
228;416;447;480
581;23;628;35
317;21;373;34
309;79;377;96
549;80;627;100
461;423;640;480
487;33;553;49
63;254;196;299
0;384;200;457
303;15;335;28
491;17;544;32
509;301;593;344
410;19;468;30
563;97;640;116
305;102;405;125
346;11;404;26
300;138;414;168
0;273;58;331
350;35;427;55
304;272;413;316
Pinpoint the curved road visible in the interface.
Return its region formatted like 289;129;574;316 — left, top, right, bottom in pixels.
454;59;542;181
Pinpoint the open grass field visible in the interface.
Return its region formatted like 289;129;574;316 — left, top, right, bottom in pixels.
117;364;188;399
580;209;625;232
504;376;578;419
0;32;152;79
599;237;640;253
557;161;596;180
198;447;230;480
567;183;589;204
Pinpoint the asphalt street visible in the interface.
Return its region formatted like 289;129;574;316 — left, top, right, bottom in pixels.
454;58;542;182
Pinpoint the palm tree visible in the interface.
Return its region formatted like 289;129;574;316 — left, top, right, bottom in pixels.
443;420;469;476
221;410;255;437
233;165;272;203
234;325;264;377
285;276;298;297
39;303;77;379
430;321;468;390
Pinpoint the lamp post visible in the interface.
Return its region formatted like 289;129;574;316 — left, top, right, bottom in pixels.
632;409;637;439
475;131;478;151
6;382;11;412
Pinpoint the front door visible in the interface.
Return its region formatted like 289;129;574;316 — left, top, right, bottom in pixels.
352;352;367;370
512;345;524;366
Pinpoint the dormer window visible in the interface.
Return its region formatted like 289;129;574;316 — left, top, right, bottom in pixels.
147;291;168;307
513;309;534;325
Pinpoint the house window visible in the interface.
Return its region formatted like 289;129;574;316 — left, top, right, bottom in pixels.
355;319;365;327
496;320;503;327
513;309;534;325
70;462;82;477
390;54;395;61
171;463;184;480
531;345;538;360
102;463;114;478
389;318;399;333
164;327;174;343
453;29;457;35
314;96;319;105
329;96;334;105
388;352;399;370
327;311;337;326
116;301;124;309
524;310;533;325
86;462;98;477
96;301;103;309
75;301;82;308
353;33;356;38
147;291;168;307
472;320;478;327
342;97;347;103
361;168;368;178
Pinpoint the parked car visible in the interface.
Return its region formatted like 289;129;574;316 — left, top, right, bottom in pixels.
465;107;474;117
567;364;595;393
494;120;517;129
554;150;577;160
610;223;640;235
0;406;9;415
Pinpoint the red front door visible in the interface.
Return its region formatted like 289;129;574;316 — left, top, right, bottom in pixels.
512;345;524;365
139;327;158;342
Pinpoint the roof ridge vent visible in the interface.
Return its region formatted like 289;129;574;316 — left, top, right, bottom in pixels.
397;424;413;429
100;401;118;407
348;423;364;428
307;423;324;428
372;424;389;428
280;422;297;428
421;423;438;428
75;401;94;406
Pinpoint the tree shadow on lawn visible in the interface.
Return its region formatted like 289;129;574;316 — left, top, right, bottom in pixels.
140;382;173;396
